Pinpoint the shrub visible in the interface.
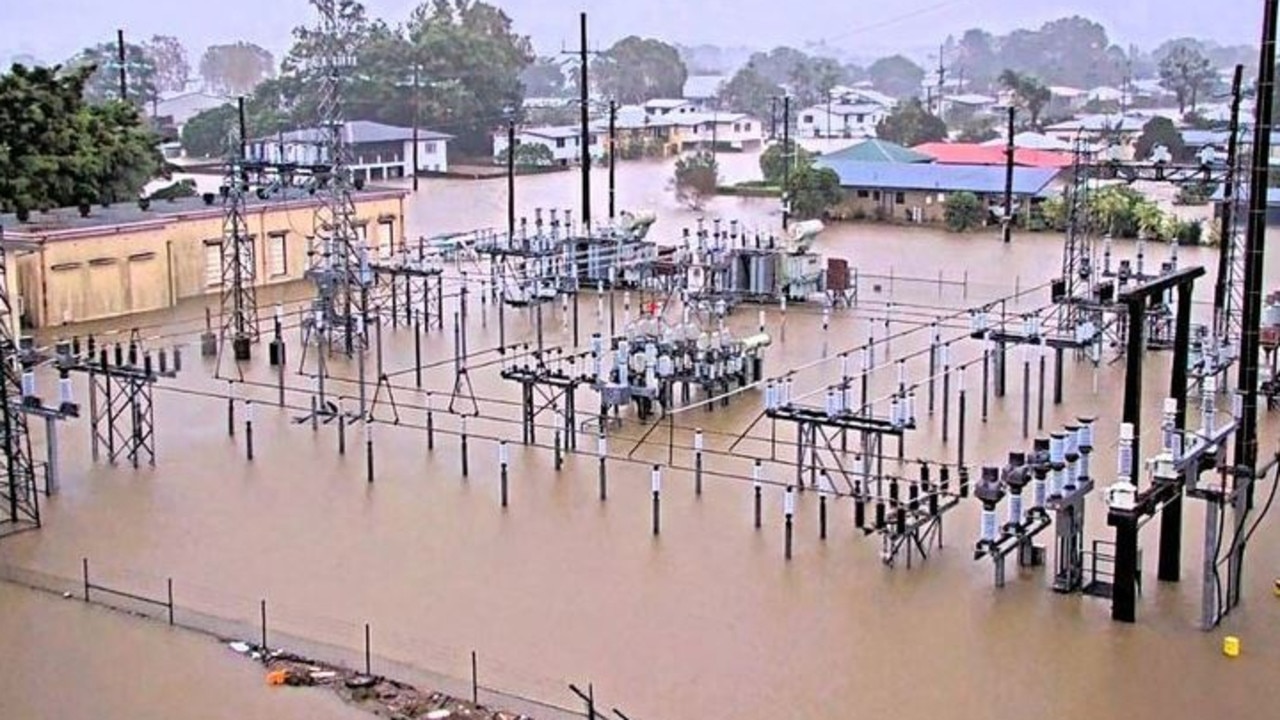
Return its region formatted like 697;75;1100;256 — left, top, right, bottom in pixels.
944;191;983;232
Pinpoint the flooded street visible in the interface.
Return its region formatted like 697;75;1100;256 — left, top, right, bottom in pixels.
4;150;1280;719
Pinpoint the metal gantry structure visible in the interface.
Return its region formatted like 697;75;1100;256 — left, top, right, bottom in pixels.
0;227;40;537
303;0;369;360
219;99;260;363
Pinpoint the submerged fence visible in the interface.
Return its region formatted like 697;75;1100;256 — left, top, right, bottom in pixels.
0;559;588;720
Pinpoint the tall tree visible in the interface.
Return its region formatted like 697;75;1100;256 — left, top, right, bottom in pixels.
521;57;567;97
719;64;782;121
69;40;158;109
867;55;924;99
789;56;847;108
999;70;1052;128
746;47;811;87
1134;117;1187;162
875;97;947;146
1159;45;1215;114
595;36;687;103
144;35;191;93
0;64;163;213
200;42;275;95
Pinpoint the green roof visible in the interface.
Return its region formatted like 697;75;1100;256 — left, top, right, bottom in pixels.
822;139;933;164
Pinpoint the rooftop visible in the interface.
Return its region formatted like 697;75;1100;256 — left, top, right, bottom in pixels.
913;142;1074;168
822;139;932;164
804;102;886;116
517;125;584;140
643;98;692;109
814;159;1061;196
0;186;405;241
1045;114;1147;133
251;120;453;145
980;132;1073;152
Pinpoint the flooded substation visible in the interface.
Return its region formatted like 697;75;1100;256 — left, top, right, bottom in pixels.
3;145;1280;720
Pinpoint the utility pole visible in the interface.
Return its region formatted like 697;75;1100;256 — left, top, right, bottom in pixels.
782;95;791;230
936;42;946;116
770;96;779;141
1002;105;1016;244
116;29;127;103
608;100;617;220
507;119;516;240
578;12;591;232
411;64;420;192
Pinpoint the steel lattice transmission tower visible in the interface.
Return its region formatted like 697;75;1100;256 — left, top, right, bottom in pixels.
304;0;369;357
0;228;40;536
220;101;260;362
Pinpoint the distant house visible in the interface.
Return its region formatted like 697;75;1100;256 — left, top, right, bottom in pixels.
980;132;1073;152
153;91;231;135
1049;86;1088;110
492;125;603;166
1043;115;1146;156
828;86;897;109
939;93;998;123
248;121;452;181
913;142;1074;169
821;139;933;164
642;99;697;118
797;103;889;139
814;159;1062;224
666;112;763;151
683;75;728;109
1087;86;1126;105
1182;128;1280;166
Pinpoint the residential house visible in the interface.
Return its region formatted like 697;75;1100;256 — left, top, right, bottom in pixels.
642;99;697;118
980;132;1073;152
939;93;998;124
1043;115;1147;157
152;91;231;136
1182;128;1280;166
683;75;728;109
666;112;764;152
813;159;1061;224
828;86;897;109
797;103;888;139
248;121;452;181
913;142;1074;169
1048;86;1088;112
492;125;604;166
820;139;933;164
1087;86;1126;106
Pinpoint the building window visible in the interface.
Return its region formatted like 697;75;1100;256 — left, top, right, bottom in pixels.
424;142;437;154
744;123;752;131
856;189;870;198
856;114;865;123
556;138;566;148
895;192;906;205
873;191;882;201
378;221;395;259
803;115;814;124
268;233;287;277
204;241;222;288
733;123;741;132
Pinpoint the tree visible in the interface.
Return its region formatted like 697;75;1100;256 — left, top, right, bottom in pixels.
999;70;1051;129
181;103;239;158
867;55;924;99
595;36;687;104
0;64;163;214
719;65;781;121
1134;117;1187;162
786;165;842;220
673;152;719;210
745;47;812;86
875;98;947;146
944;192;983;231
499;143;554;167
759;140;812;186
144;35;191;93
956;116;999;143
69;40;158;109
200;42;274;95
1159;45;1215;114
521;57;566;97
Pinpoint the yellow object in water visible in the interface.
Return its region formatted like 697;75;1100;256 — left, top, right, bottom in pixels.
266;669;288;686
1223;636;1241;658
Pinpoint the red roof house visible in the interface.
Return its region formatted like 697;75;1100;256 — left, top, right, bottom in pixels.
912;142;1074;169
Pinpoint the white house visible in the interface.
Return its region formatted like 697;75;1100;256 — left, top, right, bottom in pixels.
797;103;888;139
1087;86;1126;105
1049;85;1088;111
939;93;998;119
492;125;604;166
153;91;231;135
828;85;897;109
667;112;764;151
642;98;697;117
247;120;452;182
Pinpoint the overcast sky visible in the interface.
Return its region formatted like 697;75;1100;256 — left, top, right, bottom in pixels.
0;0;1266;66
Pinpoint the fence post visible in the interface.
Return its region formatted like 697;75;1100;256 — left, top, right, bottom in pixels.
167;578;174;625
364;622;371;676
260;599;268;654
82;557;89;602
471;650;479;705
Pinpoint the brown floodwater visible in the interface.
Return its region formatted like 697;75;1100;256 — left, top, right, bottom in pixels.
4;151;1280;720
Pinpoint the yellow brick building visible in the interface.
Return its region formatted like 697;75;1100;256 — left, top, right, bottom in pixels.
0;189;406;328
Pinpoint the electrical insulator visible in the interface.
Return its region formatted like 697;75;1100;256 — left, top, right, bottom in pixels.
1161;397;1179;457
1050;433;1066;497
1033;469;1048;509
825;388;839;418
1008;490;1024;527
20;370;35;399
597;434;607;458
980;504;998;543
499;441;509;465
58;371;73;406
784;486;795;517
1117;423;1134;483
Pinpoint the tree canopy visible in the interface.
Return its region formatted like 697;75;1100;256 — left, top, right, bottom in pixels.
1159;45;1215;114
867;55;924;100
947;16;1129;92
0;64;163;214
875;98;947;146
145;35;191;93
1134;117;1187;161
786;165;841;220
673;152;718;210
719;65;782;123
261;0;532;155
200;42;275;95
759;140;811;186
69;40;158;109
520;57;567;97
594;36;687;104
999;70;1051;128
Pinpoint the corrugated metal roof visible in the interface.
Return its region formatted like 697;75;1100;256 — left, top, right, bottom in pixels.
254;120;453;145
821;139;932;164
814;159;1061;196
980;132;1073;152
913;142;1074;168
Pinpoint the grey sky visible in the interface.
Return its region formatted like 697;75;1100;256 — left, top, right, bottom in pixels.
0;0;1265;68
